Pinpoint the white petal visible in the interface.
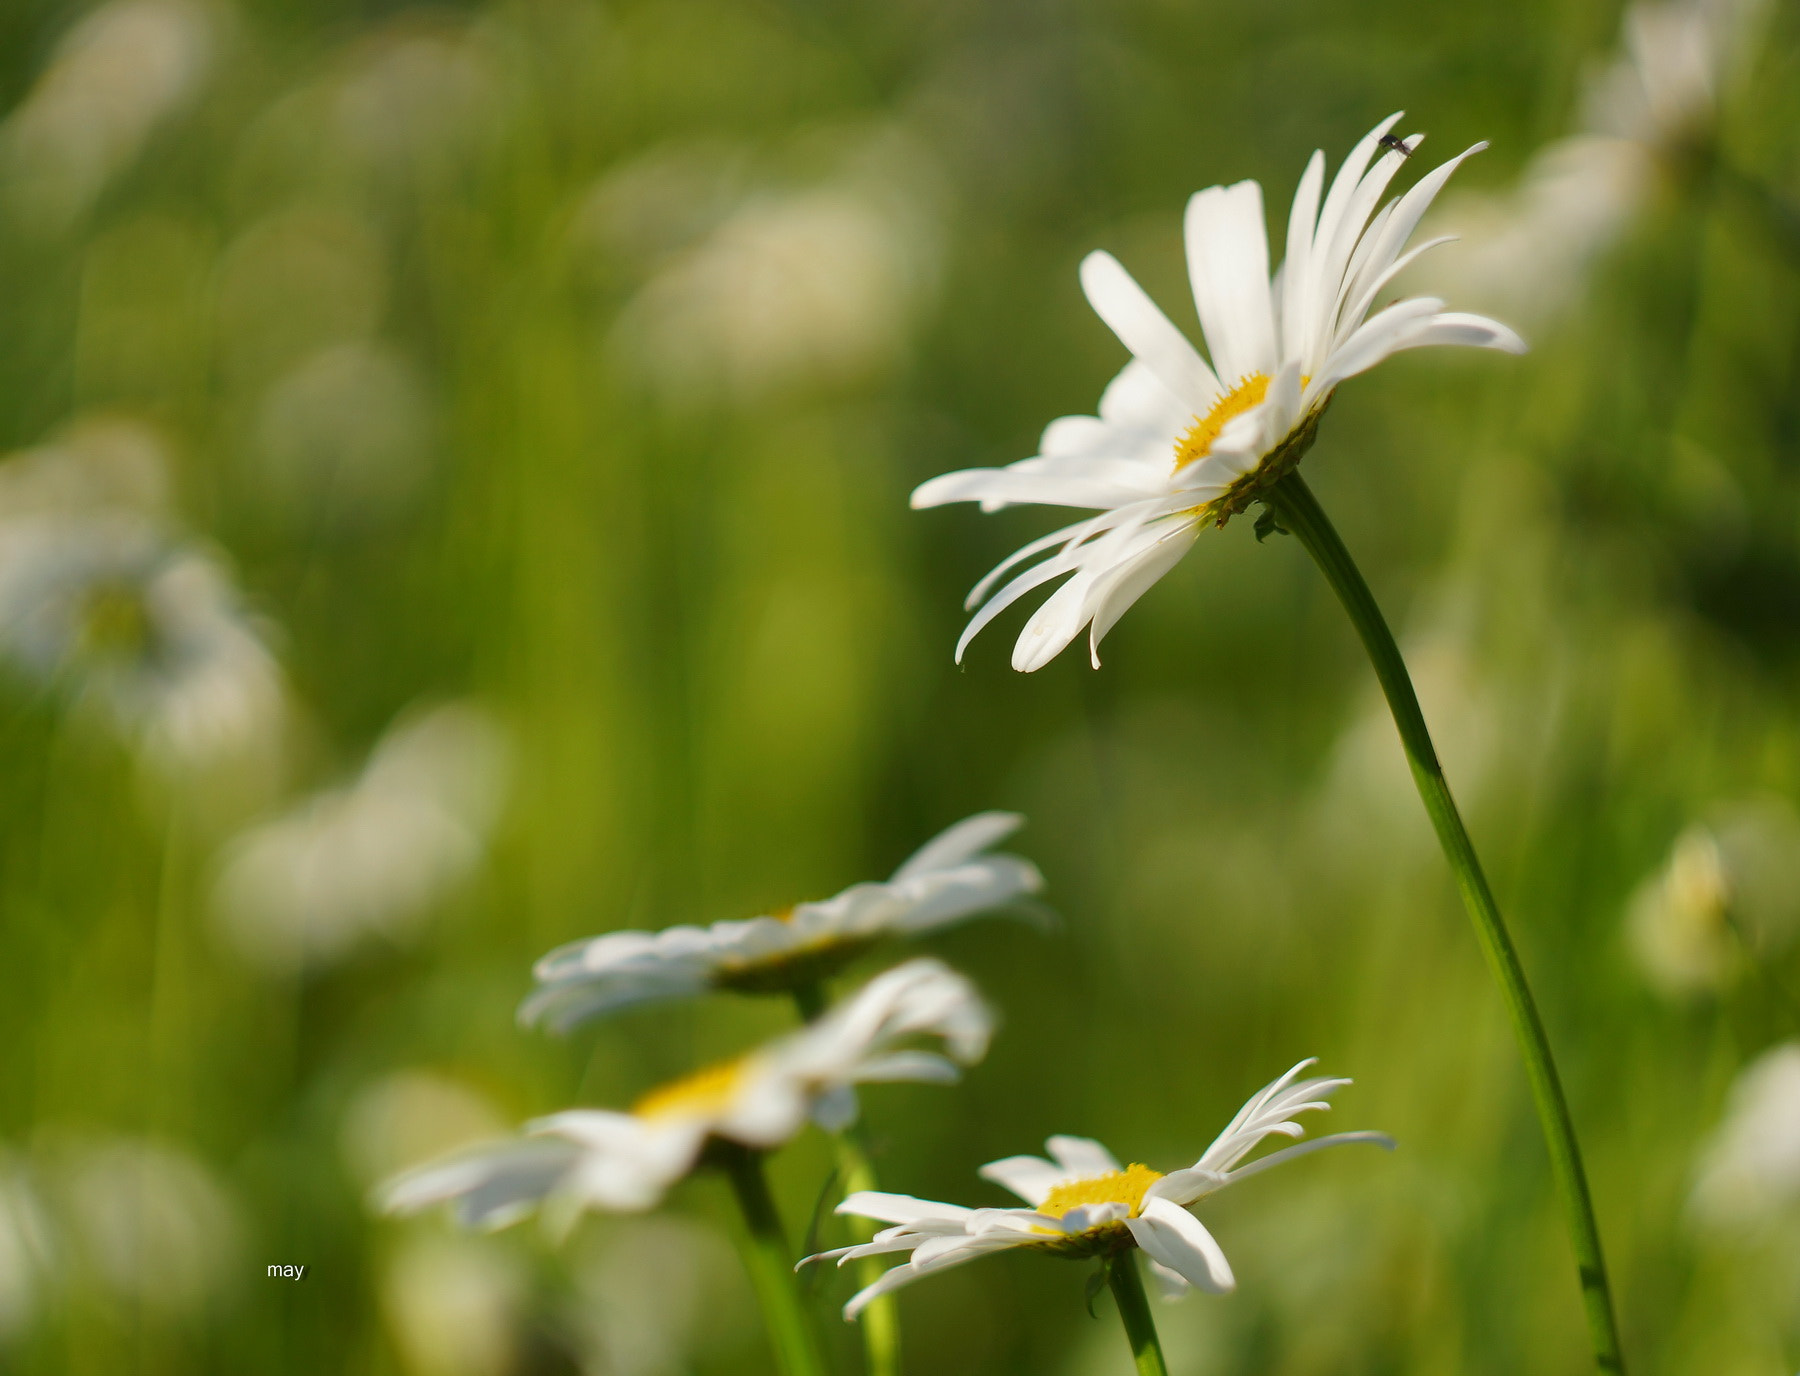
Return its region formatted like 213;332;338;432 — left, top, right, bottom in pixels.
1143;1166;1225;1207
890;812;1024;881
1394;311;1527;355
977;1154;1065;1206
1279;150;1326;352
1085;524;1199;667
838;1191;974;1225
1046;1135;1123;1176
1147;1259;1191;1300
1307;297;1444;396
1011;565;1102;672
1219;1130;1396;1187
1125;1198;1236;1294
1185;180;1278;382
1079;251;1221;410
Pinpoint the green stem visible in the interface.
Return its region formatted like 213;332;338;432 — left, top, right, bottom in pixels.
1263;472;1626;1376
794;985;902;1376
1104;1254;1167;1376
719;1145;829;1376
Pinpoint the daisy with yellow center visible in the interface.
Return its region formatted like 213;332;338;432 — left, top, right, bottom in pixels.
520;812;1042;1032
378;958;994;1226
804;1060;1391;1317
910;112;1525;672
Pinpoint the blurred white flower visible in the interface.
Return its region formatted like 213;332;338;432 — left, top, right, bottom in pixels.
0;0;217;230
1689;1042;1800;1233
521;812;1041;1032
605;130;943;401
52;1137;242;1317
1432;0;1767;321
810;1061;1391;1317
1626;796;1800;997
0;418;288;783
331;24;500;179
1627;825;1736;995
381;1233;526;1376
0;1156;55;1344
0;512;284;772
380;958;993;1225
912;113;1522;672
253;341;436;528
212;702;511;974
341;1071;511;1191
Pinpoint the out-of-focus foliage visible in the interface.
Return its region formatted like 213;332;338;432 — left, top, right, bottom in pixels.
2;0;1799;1372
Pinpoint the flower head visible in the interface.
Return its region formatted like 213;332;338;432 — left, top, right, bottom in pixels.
379;958;994;1226
912;114;1524;672
806;1060;1391;1317
0;512;284;771
519;813;1041;1032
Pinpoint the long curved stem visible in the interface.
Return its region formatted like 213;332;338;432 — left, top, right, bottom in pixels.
795;985;902;1376
1264;471;1626;1375
1104;1254;1167;1376
719;1145;829;1376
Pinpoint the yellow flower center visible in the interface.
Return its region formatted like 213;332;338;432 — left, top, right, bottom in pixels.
1173;373;1271;472
630;1055;749;1122
1039;1164;1164;1219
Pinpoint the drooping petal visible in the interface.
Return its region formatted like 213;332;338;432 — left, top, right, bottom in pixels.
1085;524;1200;668
1125;1197;1237;1293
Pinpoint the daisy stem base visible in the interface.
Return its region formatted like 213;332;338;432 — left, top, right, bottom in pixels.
1264;471;1625;1375
794;984;903;1376
720;1145;829;1376
1104;1254;1167;1376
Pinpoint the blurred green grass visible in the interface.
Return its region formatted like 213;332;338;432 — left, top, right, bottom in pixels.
1;0;1800;1373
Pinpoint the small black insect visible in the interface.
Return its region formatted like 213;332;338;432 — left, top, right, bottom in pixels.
1378;133;1413;158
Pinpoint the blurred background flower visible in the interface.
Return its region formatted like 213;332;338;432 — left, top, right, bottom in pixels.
211;701;509;975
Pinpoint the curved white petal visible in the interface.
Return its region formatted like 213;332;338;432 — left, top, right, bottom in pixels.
1125;1197;1236;1294
1086;524;1199;667
891;811;1024;880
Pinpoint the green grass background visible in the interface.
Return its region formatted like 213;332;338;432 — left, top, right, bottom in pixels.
3;0;1800;1372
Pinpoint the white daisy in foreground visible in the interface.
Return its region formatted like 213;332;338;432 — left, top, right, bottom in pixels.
520;812;1041;1032
806;1060;1391;1317
380;958;993;1226
912;113;1525;671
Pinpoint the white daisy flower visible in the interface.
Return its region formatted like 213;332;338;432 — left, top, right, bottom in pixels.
379;958;994;1227
806;1060;1391;1318
0;512;285;772
520;812;1041;1032
911;113;1526;672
